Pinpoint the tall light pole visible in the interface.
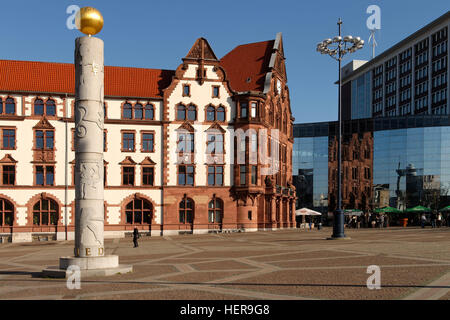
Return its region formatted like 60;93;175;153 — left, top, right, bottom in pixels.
316;18;364;239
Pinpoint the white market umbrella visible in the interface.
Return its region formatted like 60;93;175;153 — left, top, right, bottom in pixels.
295;208;322;216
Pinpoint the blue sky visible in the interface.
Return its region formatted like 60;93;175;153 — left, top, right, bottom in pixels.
0;0;448;123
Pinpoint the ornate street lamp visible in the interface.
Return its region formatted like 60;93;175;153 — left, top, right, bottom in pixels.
316;18;364;239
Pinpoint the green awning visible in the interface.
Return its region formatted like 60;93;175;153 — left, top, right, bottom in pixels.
439;205;450;212
374;206;401;213
405;205;431;213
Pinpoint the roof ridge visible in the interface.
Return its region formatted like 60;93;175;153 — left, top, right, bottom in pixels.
0;59;174;72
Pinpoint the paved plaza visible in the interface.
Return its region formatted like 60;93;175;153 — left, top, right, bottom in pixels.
0;227;449;300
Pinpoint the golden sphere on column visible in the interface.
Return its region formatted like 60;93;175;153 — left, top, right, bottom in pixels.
76;7;104;36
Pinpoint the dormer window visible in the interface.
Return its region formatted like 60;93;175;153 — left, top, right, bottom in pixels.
183;84;191;97
212;86;220;98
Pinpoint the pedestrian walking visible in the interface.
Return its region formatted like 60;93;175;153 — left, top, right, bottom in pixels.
133;227;140;248
421;213;427;228
437;213;442;228
380;215;385;228
431;211;437;228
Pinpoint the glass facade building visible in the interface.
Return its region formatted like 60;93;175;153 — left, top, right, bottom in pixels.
293;136;328;211
351;72;372;120
293;116;450;217
341;13;449;120
374;125;450;211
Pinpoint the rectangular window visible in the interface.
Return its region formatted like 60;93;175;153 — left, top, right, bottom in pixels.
46;166;54;186
178;133;194;153
212;86;219;98
142;167;154;186
207;134;223;154
122;167;135;186
103;131;107;152
183;84;190;96
240;165;247;186
122;132;135;151
142;133;154;152
251;133;257;152
35;130;54;150
241;102;248;118
251;102;257;118
2;165;15;185
36;166;44;185
35;166;54;186
36;131;44;149
208;166;223;186
178;165;194;185
45;131;54;149
251;166;257;185
2;129;15;149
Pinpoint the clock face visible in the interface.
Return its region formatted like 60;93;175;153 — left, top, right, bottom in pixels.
276;80;282;93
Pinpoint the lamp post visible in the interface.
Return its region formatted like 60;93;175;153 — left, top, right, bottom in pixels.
316;18;364;239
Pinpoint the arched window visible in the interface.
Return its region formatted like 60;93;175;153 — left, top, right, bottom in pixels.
187;105;197;121
123;103;133;119
46;99;56;116
0;199;14;226
33;198;58;226
206;105;215;121
5;98;15;115
177;104;186;120
125;198;153;224
145;104;154;120
179;196;194;224
208;197;223;223
134;103;143;119
34;99;56;116
34;99;44;115
216;106;225;122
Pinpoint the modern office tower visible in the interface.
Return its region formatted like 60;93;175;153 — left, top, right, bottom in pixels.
341;11;449;120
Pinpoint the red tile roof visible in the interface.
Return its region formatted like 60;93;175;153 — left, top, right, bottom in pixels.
220;40;275;92
0;60;174;98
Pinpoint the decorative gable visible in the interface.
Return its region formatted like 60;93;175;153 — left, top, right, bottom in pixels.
205;122;226;133
0;154;17;163
184;38;219;62
176;122;195;133
33;117;55;130
140;157;156;166
119;156;137;165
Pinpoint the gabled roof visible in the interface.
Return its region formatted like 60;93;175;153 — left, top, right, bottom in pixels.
183;38;218;61
220;39;275;92
0;60;174;98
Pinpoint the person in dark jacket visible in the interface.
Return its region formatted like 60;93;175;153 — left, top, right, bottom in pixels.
133;228;140;248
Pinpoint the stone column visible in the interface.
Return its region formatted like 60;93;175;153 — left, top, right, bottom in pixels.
42;36;132;277
74;36;105;258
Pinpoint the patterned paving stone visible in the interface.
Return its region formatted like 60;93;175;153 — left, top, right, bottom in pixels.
0;227;449;300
